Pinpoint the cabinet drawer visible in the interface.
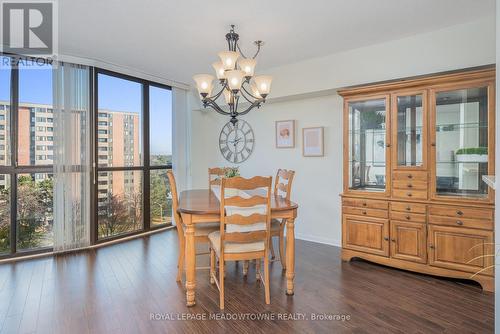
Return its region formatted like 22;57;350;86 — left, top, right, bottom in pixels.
393;171;428;181
343;206;388;219
428;205;493;220
429;216;493;230
390;202;427;214
393;180;427;190
393;189;427;200
342;198;388;210
390;211;426;223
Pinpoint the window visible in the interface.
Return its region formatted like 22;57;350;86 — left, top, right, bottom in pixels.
0;57;54;257
95;71;171;241
149;86;173;226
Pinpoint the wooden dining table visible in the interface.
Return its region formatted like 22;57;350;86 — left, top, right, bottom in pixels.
178;189;298;307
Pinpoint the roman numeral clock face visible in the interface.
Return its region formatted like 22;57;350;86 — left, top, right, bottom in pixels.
219;120;255;164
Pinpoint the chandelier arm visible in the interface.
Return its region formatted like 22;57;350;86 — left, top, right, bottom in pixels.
237;99;264;117
204;98;231;116
240;82;261;100
252;43;262;59
236;43;248;59
206;81;228;101
239;87;255;104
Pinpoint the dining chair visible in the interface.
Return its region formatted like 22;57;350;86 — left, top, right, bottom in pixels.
208;167;226;190
167;170;219;282
208;176;273;310
270;169;295;269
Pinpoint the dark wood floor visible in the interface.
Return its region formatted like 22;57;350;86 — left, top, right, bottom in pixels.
0;229;494;334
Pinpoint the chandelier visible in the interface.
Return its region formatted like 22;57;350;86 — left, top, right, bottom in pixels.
193;25;272;125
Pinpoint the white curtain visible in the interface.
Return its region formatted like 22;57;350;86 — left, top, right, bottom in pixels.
172;87;192;193
52;63;91;251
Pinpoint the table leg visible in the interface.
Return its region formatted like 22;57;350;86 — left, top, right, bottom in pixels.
184;215;196;306
285;218;295;296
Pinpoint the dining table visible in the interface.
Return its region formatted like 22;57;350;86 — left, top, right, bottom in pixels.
178;188;299;307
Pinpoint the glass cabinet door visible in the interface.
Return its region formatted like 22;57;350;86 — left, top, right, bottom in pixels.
432;85;490;199
393;92;425;169
347;97;389;193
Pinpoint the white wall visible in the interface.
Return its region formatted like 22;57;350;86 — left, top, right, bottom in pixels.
190;15;496;247
192;95;343;245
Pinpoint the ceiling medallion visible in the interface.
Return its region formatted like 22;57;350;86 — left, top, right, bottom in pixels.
193;25;272;125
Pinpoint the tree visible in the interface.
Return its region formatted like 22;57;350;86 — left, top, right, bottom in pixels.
98;194;130;238
0;187;10;253
16;175;53;249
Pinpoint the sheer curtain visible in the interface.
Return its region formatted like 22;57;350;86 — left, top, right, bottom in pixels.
172;87;192;192
52;63;91;251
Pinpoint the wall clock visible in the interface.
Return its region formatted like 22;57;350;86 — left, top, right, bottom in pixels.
219;120;255;163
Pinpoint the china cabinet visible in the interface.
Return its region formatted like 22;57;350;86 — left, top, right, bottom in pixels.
339;67;495;291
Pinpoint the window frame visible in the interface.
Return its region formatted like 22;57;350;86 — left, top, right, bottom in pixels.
92;68;172;244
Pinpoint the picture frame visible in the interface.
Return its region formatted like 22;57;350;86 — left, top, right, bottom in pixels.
302;127;324;157
275;120;295;148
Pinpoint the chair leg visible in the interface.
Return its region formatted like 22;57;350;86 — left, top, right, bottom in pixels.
264;255;270;304
176;242;185;282
279;224;286;270
269;238;276;260
256;259;261;281
219;258;225;310
210;248;215;284
243;260;249;276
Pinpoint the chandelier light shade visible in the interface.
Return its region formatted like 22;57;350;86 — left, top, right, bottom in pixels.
218;51;240;70
253;75;272;97
212;61;226;80
193;74;215;96
238;58;257;78
226;70;245;91
193;25;272;124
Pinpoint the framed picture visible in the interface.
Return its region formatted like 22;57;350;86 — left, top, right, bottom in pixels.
275;120;295;148
302;127;324;157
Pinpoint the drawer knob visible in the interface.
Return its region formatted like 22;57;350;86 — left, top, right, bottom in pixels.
456;210;463;216
384;237;389;241
456;220;464;226
362;202;367;207
406;206;411;211
362;210;367;215
429;244;435;249
407;184;413;188
407;192;412;197
407;174;413;179
405;215;411;220
391;238;396;242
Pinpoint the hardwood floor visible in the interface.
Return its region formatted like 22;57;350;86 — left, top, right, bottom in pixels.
0;229;494;334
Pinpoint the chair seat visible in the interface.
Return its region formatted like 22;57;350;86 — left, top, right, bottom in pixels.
208;231;265;255
192;223;220;237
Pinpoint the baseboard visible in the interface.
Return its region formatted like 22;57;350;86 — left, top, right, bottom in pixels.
295;232;341;247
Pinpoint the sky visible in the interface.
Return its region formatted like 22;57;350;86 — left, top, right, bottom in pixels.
0;62;172;156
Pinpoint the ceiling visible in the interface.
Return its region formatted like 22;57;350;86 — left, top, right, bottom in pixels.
59;0;494;86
